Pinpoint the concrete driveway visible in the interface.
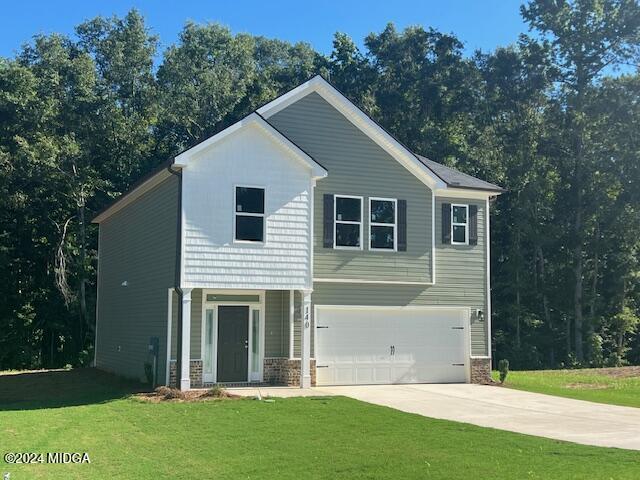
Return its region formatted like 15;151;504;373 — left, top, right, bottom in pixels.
321;384;640;450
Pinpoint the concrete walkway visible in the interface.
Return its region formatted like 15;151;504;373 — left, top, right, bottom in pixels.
323;384;640;450
227;384;640;450
225;386;331;398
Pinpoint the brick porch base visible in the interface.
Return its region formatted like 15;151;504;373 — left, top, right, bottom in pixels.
263;358;317;386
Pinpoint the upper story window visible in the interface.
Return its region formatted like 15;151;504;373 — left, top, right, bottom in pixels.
235;186;265;242
370;198;397;251
334;195;362;249
451;204;469;245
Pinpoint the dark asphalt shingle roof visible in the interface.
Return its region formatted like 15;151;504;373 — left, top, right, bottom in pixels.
415;154;505;193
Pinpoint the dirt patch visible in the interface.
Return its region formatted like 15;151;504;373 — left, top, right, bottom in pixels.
573;366;640;379
565;383;610;390
135;386;241;403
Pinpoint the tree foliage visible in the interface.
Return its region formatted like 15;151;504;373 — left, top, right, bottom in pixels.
1;2;639;370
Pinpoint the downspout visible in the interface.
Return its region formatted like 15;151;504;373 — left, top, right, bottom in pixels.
168;163;183;388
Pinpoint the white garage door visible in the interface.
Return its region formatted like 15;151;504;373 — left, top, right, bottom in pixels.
315;307;469;386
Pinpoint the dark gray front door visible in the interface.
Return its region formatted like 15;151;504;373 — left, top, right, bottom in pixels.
217;306;249;382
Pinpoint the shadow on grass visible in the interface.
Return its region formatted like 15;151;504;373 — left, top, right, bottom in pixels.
0;368;148;411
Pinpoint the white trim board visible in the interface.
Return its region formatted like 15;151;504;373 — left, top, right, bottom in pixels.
313;278;433;286
258;76;447;191
485;197;492;359
165;289;173;385
434;188;499;200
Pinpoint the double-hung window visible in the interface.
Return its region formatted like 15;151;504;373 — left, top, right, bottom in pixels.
451;204;469;245
369;198;397;251
235;186;265;242
334;195;362;249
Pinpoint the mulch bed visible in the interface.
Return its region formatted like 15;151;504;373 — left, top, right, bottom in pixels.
135;386;242;403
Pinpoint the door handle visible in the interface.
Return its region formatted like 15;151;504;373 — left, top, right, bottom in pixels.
390;345;395;356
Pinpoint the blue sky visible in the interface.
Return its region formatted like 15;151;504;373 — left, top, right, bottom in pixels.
1;0;528;59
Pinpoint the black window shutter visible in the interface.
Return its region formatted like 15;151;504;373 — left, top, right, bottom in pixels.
469;204;478;245
323;194;334;248
397;199;407;251
442;203;451;244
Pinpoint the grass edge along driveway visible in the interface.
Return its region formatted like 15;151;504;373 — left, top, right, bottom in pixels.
493;367;640;408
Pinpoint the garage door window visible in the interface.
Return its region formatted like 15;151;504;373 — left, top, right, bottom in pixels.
370;198;397;251
335;195;362;249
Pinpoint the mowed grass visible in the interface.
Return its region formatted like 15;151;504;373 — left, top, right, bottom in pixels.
493;367;640;408
1;369;639;479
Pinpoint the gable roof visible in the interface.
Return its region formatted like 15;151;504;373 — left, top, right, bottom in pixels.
258;76;448;191
174;113;327;179
92;113;327;223
415;154;506;193
93;75;503;224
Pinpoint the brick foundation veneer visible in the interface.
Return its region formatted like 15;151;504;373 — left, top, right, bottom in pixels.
263;358;316;386
168;360;203;388
470;357;492;384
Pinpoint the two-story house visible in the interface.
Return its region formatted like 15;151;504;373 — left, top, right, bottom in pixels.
92;76;504;390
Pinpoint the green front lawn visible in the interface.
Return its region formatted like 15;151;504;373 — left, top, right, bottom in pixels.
1;369;639;479
494;367;640;408
493;367;640;407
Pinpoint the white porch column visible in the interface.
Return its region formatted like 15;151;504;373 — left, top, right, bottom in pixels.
180;288;193;391
300;290;312;389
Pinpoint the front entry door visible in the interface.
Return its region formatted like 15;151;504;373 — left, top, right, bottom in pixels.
217;306;249;382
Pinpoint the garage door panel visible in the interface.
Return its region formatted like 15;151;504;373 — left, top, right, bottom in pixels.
316;307;468;386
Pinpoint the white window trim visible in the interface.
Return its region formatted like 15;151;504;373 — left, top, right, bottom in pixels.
334;194;363;250
233;185;266;244
369;197;397;252
451;203;469;246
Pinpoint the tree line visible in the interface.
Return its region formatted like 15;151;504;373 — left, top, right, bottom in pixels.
1;0;639;371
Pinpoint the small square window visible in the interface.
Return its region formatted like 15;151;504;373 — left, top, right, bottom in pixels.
336;223;361;247
336;197;361;222
236;187;264;214
370;199;395;224
371;225;395;249
452;225;466;243
235;187;265;242
235;216;264;242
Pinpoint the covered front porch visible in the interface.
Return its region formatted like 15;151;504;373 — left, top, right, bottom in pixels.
167;289;314;390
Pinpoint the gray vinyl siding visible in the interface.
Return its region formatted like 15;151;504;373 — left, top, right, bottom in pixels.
269;92;432;283
170;290;178;360
271;93;488;357
265;290;289;357
311;198;488;356
255;290;312;359
96;175;178;381
170;288;203;361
